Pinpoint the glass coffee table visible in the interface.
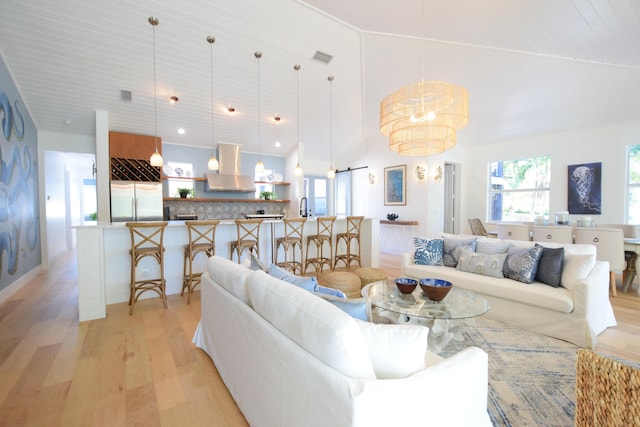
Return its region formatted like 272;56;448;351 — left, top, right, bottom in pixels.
363;280;490;353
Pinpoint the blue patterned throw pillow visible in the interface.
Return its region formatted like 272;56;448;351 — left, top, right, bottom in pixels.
503;244;543;284
413;237;443;266
443;237;477;267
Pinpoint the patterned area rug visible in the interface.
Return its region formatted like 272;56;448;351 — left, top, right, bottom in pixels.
440;318;580;427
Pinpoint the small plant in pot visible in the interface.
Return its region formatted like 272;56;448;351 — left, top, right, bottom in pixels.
259;191;277;200
176;187;194;198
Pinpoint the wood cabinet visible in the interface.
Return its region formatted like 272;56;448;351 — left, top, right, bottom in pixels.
109;131;162;160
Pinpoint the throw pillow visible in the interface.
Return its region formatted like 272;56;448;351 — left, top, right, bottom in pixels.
318;294;369;321
249;252;269;272
267;264;319;292
457;251;508;278
443;237;477;267
503;244;543;284
476;239;512;255
413;236;443;266
316;286;347;299
355;319;429;379
535;246;565;287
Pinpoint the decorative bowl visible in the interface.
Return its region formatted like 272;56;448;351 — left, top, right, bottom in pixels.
395;277;418;294
419;278;452;301
387;213;399;221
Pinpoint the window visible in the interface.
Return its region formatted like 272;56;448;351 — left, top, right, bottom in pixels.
627;145;640;224
303;176;327;216
166;161;194;197
489;155;550;222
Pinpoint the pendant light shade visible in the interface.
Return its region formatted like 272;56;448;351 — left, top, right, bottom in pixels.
379;1;468;156
255;51;265;174
206;35;219;171
148;17;163;167
327;75;335;180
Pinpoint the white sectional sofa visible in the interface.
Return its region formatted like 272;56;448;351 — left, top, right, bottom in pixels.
193;255;492;427
402;234;618;348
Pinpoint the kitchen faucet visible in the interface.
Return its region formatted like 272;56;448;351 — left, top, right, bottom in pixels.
299;197;308;217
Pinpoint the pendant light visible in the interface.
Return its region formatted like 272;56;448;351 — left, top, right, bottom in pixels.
293;64;303;177
148;17;163;168
206;35;219;171
327;75;335;180
255;51;265;174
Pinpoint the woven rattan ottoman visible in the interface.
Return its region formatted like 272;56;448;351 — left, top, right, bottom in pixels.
353;267;388;289
317;271;361;298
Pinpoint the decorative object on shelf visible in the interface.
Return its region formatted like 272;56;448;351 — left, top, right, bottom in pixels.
206;35;219;171
419;278;452;301
148;17;163;168
379;1;468;157
293;64;303;177
384;164;406;206
177;187;195;198
254;51;265;174
327;75;336;179
386;213;399;221
415;165;426;181
259;191;277;200
433;165;443;181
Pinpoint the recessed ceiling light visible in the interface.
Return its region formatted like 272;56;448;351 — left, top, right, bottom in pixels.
63;120;72;125
169;96;179;104
273;116;281;123
275;141;281;147
177;128;185;135
227;106;235;113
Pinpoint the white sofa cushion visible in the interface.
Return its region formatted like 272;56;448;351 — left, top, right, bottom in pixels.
207;255;253;305
355;320;430;379
247;270;376;380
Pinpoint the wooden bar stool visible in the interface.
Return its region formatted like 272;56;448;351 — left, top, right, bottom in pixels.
304;216;336;274
334;216;364;271
230;218;263;264
275;218;306;275
182;220;219;304
126;221;168;315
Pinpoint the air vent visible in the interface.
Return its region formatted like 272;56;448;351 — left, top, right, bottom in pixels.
120;90;133;102
312;51;333;64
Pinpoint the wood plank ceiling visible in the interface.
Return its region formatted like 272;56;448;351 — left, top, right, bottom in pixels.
0;0;638;165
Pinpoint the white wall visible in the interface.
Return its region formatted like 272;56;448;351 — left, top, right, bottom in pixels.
462;120;640;233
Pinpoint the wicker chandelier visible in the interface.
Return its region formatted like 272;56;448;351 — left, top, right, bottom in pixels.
380;80;468;156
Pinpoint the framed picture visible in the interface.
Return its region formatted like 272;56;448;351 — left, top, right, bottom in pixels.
384;164;406;206
568;162;602;214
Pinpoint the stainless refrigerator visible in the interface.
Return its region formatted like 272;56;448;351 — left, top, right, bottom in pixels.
110;181;164;222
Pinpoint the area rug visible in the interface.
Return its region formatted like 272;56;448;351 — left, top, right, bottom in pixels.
439;318;580;427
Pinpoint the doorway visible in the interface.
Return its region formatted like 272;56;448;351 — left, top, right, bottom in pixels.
443;163;459;234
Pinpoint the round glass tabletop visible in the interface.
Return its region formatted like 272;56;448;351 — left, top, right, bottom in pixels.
364;280;489;320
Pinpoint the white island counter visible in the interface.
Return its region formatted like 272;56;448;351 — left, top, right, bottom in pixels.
75;217;380;321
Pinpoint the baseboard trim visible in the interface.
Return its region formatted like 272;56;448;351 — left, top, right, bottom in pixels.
0;265;43;305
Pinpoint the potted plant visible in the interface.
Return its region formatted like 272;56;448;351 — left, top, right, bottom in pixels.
176;187;194;198
259;190;277;200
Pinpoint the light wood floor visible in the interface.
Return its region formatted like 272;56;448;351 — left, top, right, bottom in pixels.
0;250;638;426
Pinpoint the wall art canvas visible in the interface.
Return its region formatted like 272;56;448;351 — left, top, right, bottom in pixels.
384;164;406;206
568;162;602;214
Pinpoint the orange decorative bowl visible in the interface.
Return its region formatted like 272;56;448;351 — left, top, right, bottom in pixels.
419;278;452;301
395;277;418;294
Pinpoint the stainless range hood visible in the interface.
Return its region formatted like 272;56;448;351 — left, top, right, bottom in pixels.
205;143;256;192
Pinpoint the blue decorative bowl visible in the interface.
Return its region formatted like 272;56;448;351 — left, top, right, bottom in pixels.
419;278;453;301
394;277;418;294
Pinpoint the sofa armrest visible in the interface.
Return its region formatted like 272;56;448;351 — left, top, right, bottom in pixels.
353;346;491;426
571;260;617;335
400;252;413;274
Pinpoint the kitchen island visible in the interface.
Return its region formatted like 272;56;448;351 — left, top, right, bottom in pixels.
75;217;380;321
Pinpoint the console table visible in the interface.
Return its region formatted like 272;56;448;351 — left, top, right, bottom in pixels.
380;220;418;255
